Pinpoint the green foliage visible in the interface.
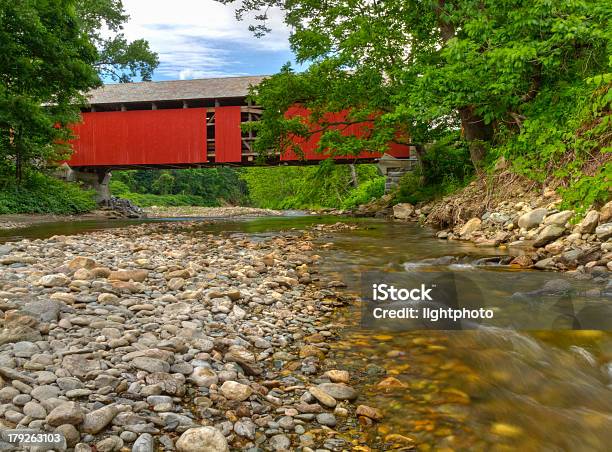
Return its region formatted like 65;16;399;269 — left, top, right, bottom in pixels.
241;161;383;209
0;0;100;181
341;177;385;209
225;0;609;166
559;162;611;215
0;171;95;214
222;0;611;209
76;0;158;82
501;70;612;209
397;138;473;204
110;168;249;207
0;0;158;185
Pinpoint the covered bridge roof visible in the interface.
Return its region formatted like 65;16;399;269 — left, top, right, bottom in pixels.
86;75;267;105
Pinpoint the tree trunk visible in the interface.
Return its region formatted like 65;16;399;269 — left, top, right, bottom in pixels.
349;164;358;188
14;129;22;185
459;106;494;169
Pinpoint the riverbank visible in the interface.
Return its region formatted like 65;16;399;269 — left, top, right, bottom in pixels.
378;172;611;273
0;220;381;451
0;206;285;232
144;206;282;218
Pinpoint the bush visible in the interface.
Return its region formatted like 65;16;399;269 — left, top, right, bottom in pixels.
341;177;385;209
109;179;217;207
0;172;96;214
396;136;473;204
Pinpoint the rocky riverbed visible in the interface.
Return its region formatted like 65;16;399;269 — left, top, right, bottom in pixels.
0;221;379;451
388;179;612;273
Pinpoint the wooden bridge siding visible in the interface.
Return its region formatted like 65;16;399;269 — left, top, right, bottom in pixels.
68;109;208;166
214;106;243;163
282;106;411;161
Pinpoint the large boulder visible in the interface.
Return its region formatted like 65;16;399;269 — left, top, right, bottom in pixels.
393;203;414;220
518;208;548;230
533;225;566;247
175;427;229;452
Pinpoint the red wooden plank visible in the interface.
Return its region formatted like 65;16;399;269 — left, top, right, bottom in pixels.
68;108;207;166
214;106;242;163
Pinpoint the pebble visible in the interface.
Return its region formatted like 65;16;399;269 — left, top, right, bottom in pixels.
0;221;362;452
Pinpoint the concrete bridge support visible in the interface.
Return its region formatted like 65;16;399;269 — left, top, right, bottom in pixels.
61;165;112;204
377;153;418;193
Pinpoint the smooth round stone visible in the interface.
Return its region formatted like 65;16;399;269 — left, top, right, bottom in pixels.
12;394;32;406
277;416;294;430
119;431;138;442
316;413;337;427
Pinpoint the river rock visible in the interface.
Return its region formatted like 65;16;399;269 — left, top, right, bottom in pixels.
96;436;123;452
460;218;481;237
579;210;600;233
600;200;612;223
316;382;358;400
268;434;291;451
108;270;148;282
316;412;337;427
190;367;218;387
132;357;170;373
175;427;229;452
518;208;548;230
220;381;252;401
22;300;62;323
234;418;256;439
68;257;97;270
544;210;573;226
38;273;70;287
132;433;155;452
81;405;118;434
356;404;384;420
308;386;336;408
323;369;350;383
393;203;414;219
534;225;566;247
595;223;612;241
56;424;80;447
46;401;85;426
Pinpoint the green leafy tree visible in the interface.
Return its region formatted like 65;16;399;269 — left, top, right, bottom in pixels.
220;0;610;170
0;0;100;182
76;0;158;82
0;0;159;184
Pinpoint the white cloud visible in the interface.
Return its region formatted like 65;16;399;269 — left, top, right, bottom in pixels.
121;0;291;79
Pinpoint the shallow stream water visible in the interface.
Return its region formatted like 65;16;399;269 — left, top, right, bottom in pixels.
2;215;611;451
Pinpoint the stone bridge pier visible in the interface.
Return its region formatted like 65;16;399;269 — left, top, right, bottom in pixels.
377;153;418;193
58;165;112;204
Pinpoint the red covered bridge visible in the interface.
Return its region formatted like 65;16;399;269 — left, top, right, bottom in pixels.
66;76;416;201
69;75;414;168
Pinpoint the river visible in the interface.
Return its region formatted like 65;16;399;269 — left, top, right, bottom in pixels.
2;214;611;451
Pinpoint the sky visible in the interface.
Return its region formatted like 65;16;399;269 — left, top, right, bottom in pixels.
121;0;297;81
